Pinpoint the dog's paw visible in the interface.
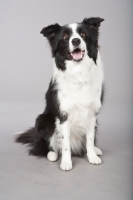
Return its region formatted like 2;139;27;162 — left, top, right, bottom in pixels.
94;146;102;156
47;151;58;162
60;160;72;171
88;153;101;165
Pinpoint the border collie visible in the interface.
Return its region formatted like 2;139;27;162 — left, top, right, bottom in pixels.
16;17;105;171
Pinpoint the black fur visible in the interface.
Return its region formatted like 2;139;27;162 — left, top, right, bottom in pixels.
79;17;104;64
101;84;105;105
15;128;35;144
16;80;59;156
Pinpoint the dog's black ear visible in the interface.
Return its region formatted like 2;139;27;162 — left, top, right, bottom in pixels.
40;23;61;38
82;17;104;29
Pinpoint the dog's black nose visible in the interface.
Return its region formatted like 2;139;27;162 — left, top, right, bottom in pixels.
72;38;81;46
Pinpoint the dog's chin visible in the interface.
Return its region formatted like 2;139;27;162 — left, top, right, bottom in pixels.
73;58;83;62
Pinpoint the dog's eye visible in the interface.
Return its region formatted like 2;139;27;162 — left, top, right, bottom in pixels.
63;34;69;40
80;32;85;37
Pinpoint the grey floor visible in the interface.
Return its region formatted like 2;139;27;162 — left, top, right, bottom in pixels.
0;101;132;200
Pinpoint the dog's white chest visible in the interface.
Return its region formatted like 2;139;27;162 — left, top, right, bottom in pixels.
60;79;92;107
57;65;103;114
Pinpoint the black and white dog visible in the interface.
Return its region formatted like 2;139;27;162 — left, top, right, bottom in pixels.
16;17;105;171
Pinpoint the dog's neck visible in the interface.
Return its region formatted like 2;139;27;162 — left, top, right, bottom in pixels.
52;51;102;83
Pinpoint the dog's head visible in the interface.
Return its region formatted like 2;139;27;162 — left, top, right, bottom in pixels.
41;17;104;70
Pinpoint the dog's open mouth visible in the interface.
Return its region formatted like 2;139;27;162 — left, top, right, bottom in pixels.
70;48;85;61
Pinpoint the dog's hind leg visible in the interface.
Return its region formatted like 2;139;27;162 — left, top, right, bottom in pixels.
47;151;58;162
29;113;56;157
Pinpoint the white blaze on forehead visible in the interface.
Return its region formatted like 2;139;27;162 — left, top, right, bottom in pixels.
68;23;78;35
68;23;80;39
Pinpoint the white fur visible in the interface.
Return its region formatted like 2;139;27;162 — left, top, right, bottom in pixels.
60;121;73;171
47;151;58;162
86;116;101;164
48;24;104;170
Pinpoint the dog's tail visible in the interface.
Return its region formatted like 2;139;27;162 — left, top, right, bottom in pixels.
15;113;56;157
15;128;35;144
15;128;49;157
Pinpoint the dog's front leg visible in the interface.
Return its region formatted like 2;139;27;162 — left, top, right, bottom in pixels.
60;120;72;171
86;116;102;165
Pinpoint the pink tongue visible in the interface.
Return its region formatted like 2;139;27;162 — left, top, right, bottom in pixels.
71;51;82;60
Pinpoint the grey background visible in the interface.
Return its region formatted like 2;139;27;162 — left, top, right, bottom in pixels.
0;0;133;200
